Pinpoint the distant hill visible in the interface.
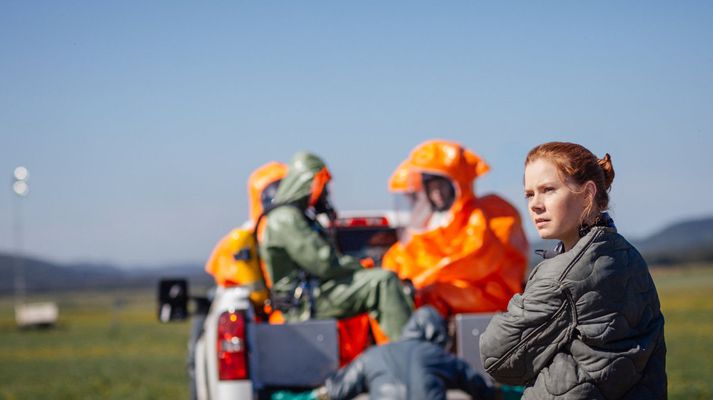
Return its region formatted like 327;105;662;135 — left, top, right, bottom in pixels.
0;254;213;295
635;216;713;265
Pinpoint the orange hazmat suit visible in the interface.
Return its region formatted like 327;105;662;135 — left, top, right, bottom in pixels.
382;140;529;316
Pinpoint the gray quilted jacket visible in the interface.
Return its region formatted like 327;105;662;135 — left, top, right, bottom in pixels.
480;223;667;399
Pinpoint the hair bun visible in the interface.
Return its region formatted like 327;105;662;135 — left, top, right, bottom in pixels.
598;153;615;190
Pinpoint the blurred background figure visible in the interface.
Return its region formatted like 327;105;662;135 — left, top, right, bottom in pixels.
204;158;383;368
187;161;287;399
383;140;529;316
259;152;413;341
205;161;288;297
272;306;495;400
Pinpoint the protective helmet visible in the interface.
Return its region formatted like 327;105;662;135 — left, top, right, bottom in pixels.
389;139;490;203
274;152;332;210
247;161;288;222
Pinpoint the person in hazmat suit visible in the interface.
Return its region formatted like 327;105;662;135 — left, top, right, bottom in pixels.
205;159;373;364
271;306;496;400
259;151;414;341
382;140;529;317
193;161;287;399
205;161;288;294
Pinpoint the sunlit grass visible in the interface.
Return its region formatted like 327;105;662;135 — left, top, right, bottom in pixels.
0;267;711;399
652;265;713;400
0;288;191;400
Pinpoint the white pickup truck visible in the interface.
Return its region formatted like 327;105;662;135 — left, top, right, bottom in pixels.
159;211;493;400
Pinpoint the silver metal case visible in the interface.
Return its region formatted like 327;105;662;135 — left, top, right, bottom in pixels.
247;319;339;389
454;313;495;386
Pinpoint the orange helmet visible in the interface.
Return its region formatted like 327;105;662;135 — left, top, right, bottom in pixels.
388;139;489;201
247;161;288;222
388;160;421;193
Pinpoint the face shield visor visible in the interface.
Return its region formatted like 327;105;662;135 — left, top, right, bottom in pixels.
391;169;456;242
259;179;282;211
312;183;338;222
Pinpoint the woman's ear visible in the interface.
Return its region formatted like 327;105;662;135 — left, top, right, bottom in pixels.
582;180;598;220
584;180;597;202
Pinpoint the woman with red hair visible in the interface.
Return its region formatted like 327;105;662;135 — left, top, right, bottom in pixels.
481;142;666;399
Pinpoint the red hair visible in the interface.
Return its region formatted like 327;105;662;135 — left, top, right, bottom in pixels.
526;142;615;219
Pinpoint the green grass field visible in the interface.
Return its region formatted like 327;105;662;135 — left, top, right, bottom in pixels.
0;289;190;400
1;267;712;400
652;265;713;399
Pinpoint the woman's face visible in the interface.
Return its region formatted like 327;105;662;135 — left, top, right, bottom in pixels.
524;158;589;250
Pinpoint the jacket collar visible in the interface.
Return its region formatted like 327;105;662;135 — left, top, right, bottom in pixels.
536;212;616;260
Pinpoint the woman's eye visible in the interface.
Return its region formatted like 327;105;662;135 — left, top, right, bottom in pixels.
544;187;555;193
524;192;533;199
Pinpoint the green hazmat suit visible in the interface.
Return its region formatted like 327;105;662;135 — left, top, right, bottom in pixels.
260;152;413;340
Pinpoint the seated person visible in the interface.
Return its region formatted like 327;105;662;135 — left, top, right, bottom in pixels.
480;142;666;399
197;161;287;398
205;160;372;363
205;161;287;294
259;151;414;341
383;140;529;316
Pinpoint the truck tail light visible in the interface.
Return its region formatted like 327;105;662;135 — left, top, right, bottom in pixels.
217;311;248;380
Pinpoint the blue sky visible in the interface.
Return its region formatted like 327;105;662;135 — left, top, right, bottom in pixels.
2;2;712;267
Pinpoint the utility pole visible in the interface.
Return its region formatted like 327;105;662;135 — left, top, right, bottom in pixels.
11;168;58;329
11;166;29;307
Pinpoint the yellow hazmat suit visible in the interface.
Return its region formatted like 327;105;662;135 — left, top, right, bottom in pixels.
204;161;287;293
382;140;528;316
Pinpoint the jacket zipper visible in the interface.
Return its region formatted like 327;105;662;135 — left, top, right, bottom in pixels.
562;287;578;327
557;229;601;282
557;231;602;328
487;229;601;374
